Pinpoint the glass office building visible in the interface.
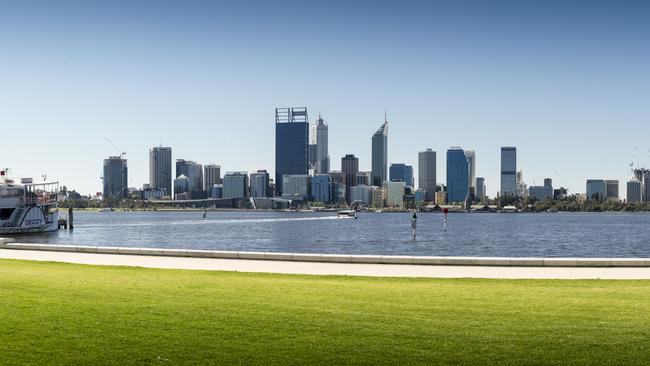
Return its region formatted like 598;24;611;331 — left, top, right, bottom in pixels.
371;120;388;186
389;163;414;187
586;179;606;201
446;147;469;203
312;174;333;203
500;147;517;197
102;156;128;200
275;107;309;196
418;149;436;201
149;146;172;198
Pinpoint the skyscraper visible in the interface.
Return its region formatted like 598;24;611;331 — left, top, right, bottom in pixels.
500;147;517;197
102;156;128;200
371;119;388;186
476;177;486;203
341;154;359;203
627;179;642;203
310;115;330;174
633;168;650;202
465;150;476;191
204;164;221;192
418;149;436;202
586;179;606;201
446;147;469;203
149;146;172;197
275;107;309;196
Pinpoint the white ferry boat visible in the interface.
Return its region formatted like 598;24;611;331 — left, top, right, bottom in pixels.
336;209;357;219
0;173;60;234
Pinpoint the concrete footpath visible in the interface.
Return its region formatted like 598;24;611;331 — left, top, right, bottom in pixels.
3;247;650;279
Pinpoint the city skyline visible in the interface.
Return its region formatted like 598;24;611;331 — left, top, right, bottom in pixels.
2;1;649;197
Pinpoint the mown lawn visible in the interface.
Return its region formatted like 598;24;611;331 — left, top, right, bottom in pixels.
1;259;649;365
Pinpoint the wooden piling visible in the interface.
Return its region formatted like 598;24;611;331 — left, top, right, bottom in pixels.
68;207;74;230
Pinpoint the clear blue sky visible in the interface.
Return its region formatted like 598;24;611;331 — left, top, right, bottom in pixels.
1;0;649;197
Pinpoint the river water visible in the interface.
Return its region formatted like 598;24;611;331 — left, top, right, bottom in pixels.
14;211;650;258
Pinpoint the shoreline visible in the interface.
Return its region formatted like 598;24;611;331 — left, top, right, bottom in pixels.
4;246;650;279
3;241;650;268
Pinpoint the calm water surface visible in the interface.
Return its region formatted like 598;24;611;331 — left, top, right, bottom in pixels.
15;211;650;257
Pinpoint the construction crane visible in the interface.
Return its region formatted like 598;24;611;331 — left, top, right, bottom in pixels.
104;137;127;159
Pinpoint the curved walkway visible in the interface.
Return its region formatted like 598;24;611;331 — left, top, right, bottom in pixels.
3;246;650;279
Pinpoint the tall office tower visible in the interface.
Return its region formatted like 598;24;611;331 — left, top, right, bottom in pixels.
464;150;476;191
309;115;330;174
516;171;528;198
341;154;359;203
149;146;172;197
249;170;271;198
275;107;309;196
389;163;414;187
544;178;553;188
102;156;128;200
446;147;469;203
476;177;486;203
586;179;607;201
223;172;249;199
418;149;437;202
500;147;517;197
633;168;650;202
371;119;388;186
204;164;222;191
627;179;642;203
176;160;203;193
606;180;619;200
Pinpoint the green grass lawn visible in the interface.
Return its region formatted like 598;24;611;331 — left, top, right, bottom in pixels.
1;259;650;365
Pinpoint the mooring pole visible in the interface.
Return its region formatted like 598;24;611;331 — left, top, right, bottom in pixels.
443;208;448;233
411;212;418;239
68;207;74;230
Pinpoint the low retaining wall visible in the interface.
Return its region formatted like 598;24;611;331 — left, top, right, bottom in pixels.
2;241;650;267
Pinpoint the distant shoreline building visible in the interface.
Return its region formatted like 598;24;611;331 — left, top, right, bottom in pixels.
627;179;642;203
249;170;271;198
389;163;414;187
204;164;222;192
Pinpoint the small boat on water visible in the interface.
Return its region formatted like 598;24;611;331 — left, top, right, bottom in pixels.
337;209;357;219
0;173;60;234
501;205;519;213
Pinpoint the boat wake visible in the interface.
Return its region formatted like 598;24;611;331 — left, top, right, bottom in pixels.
80;215;343;228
